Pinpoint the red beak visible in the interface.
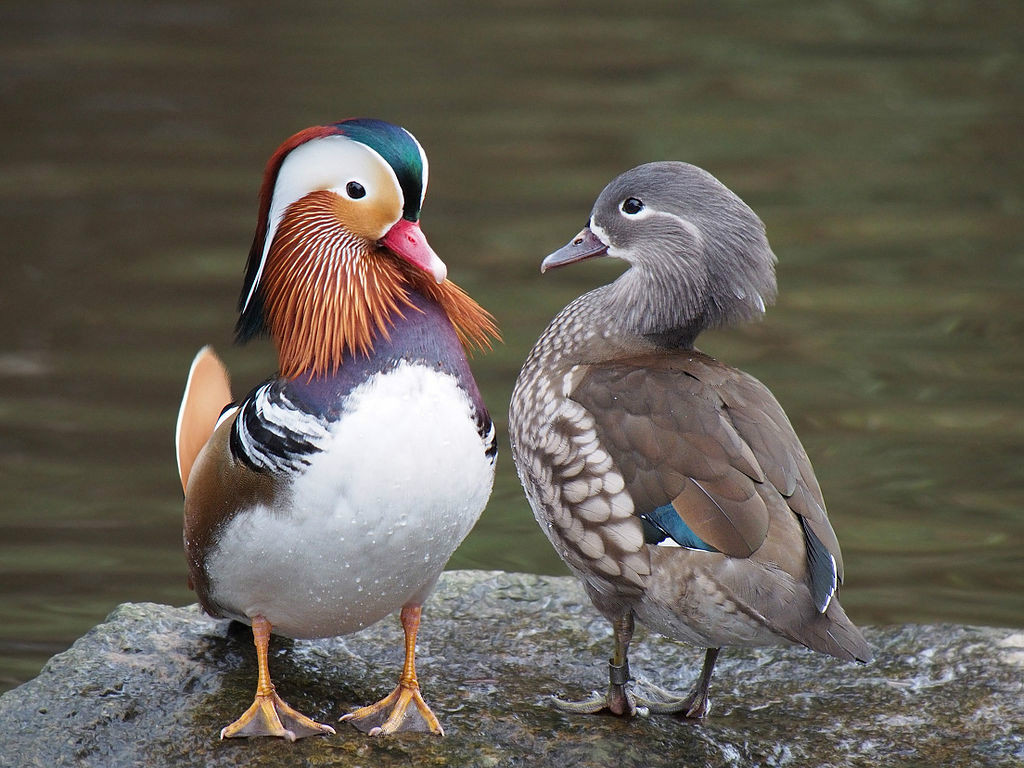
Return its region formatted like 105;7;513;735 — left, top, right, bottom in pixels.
380;219;447;284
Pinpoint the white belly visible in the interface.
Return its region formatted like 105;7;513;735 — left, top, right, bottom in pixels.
206;362;494;638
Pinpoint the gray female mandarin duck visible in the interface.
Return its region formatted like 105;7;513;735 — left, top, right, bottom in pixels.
509;162;871;719
175;120;498;740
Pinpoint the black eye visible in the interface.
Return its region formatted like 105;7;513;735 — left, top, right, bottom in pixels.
346;181;366;199
621;197;644;215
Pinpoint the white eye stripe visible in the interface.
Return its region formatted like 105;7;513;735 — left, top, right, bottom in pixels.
617;205;703;241
403;127;429;206
241;135;403;315
620;205;654;220
597;206;704;261
655;209;704;245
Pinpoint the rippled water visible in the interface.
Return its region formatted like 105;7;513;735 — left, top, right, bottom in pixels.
1;0;1021;691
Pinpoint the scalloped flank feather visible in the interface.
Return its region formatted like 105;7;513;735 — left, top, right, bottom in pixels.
260;191;498;380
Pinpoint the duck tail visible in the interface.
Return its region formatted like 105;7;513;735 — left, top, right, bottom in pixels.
175;346;233;493
808;598;874;663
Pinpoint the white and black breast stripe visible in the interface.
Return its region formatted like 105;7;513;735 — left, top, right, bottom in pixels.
478;414;497;465
230;382;331;473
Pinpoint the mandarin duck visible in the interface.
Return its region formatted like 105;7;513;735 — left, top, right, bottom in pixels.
509;162;870;720
174;119;498;740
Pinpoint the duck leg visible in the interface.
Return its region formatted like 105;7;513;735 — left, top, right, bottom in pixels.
643;647;720;719
554;614;719;720
220;615;336;741
341;603;444;736
553;612;641;716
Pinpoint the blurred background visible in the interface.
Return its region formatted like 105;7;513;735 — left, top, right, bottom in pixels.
1;0;1020;692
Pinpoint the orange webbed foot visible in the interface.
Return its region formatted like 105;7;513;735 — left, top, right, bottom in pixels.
341;681;443;736
340;603;444;737
221;689;336;741
220;614;335;741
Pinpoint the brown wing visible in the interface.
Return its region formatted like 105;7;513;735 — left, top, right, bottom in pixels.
571;350;844;584
175;346;233;493
711;356;844;580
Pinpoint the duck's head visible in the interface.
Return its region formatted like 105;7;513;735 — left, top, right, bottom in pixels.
232;119;495;378
236;118;445;343
542;161;777;345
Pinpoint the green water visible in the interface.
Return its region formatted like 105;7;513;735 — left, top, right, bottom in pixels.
0;1;1021;691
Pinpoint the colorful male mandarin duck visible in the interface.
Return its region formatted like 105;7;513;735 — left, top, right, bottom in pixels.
174;119;498;740
509;162;870;719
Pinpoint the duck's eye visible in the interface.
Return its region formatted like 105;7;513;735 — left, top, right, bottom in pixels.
621;197;644;215
345;181;366;199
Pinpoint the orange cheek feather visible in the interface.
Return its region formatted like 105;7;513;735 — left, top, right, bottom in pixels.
331;193;396;242
259;191;499;380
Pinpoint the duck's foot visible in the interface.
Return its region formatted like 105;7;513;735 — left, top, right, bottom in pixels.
552;659;642;717
553;645;720;721
641;646;720;720
551;681;709;719
650;646;720;720
552;689;638;717
221;614;336;741
341;682;443;736
340;603;444;737
220;690;336;741
639;681;711;719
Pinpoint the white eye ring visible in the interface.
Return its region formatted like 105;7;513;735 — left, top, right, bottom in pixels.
621;197;644;215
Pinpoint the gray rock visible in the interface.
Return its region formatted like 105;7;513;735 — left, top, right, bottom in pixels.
0;570;1021;768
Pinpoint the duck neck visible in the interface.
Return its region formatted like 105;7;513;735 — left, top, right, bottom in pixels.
531;275;702;377
598;264;707;350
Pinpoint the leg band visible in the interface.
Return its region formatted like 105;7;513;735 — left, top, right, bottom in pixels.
608;660;630;686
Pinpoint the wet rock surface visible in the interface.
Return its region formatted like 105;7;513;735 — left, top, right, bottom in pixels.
1;570;1021;768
